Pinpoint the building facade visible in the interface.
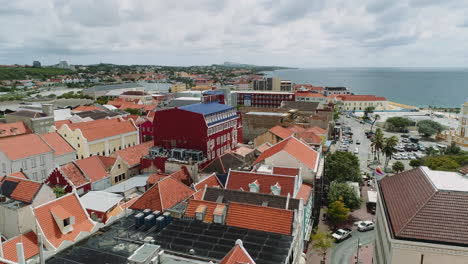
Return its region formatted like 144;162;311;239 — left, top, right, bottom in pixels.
454;98;468;147
231;91;295;108
334;95;389;111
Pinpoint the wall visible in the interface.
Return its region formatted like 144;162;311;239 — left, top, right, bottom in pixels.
241;109;291;142
253;131;281;148
109;157;129;185
54;152;76;166
0;205;36;239
91;177;112;191
32;185;56;207
263;152;316;183
30;116;55;134
3;152;55;182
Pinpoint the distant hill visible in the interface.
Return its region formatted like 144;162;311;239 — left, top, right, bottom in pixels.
0;67;73;81
213;62;295;71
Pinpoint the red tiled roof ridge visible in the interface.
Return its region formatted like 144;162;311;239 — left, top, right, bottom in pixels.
220;241;255;264
194;173;222;191
269;125;294;139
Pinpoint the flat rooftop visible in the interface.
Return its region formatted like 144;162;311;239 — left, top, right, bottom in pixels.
246;112;289;116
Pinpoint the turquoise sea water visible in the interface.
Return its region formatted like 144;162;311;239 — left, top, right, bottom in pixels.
264;68;468;108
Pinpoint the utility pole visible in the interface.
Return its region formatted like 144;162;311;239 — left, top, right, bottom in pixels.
355;237;362;264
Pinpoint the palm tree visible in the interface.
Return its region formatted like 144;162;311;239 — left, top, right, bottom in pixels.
382;136;398;168
371;128;384;162
370;114;380;132
363;106;375;123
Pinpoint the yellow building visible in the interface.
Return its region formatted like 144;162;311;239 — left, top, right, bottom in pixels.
57;117;139;159
191;85;214;91
170;83;187;93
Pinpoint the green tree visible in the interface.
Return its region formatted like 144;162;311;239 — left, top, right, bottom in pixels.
382;136;398;168
418;120;445;137
363;106;375;122
328;181;362;210
311;229;335;262
53;186;66;198
385;117;412;132
370;114;380;132
392;161;405;173
326;198;350;227
424;156;460;171
444;142;461;155
124;108;143;116
324;151;361;182
425;146;438;156
371;128;385;162
95;96;110;105
409;159;421;168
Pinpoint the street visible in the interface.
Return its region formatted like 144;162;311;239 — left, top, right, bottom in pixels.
330;229;375;264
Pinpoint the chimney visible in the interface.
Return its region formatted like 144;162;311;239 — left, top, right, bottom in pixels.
41;104;54;116
286;193;290;209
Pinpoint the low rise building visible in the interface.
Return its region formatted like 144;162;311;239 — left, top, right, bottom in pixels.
324;86;350;96
231;91;295;108
0;121;31;138
170;83;187;93
295;91;327;105
39;132;76;166
375;166;468;264
334;94;389;111
5;109;54;134
57;117;139;159
111;141;153;184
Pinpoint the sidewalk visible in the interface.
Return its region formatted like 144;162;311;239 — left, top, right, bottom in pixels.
306;208;331;264
349;243;374;264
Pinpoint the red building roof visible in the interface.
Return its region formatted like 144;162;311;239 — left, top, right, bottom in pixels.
0;121;31;138
0;133;52;160
130;177;195;211
34;193;94;248
305;126;327;135
40;132;75;156
0;176;42;203
296;131;322;145
336;95;387;101
0;232;39;263
8;171;28;179
67;118;137;142
75;156;110;183
168;166;193;186
72;105;102;113
295;92;326;98
146;173;168;185
226;202;294;235
226;170;296;196
55;120;72;129
254;137;319;171
59;163;89;187
269;126;294;140
295;183;313;202
112;141;153;167
272;167;300;176
194;173;222;191
220;241;255;264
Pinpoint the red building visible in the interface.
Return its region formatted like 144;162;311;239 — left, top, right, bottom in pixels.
123;115;154;142
142;102;242;171
233;91;295;108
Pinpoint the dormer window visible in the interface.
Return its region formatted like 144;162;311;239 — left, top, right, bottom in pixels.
271;182;282;196
249;180;260;193
51;205;75;234
195;205;207;221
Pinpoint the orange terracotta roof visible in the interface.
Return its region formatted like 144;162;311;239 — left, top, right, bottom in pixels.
194;174;222;191
169;166;193;186
226;202;294;235
55;119;72;129
118;103;156;112
0;176;42;203
59;163;89;187
120;197;139;209
112;141;153;167
226;170;296;196
272;167;300;176
106;203;123;219
231;146;254;157
269;125;294;139
0;133;52;160
146;173;168;185
192;189;205;200
305;126;327;135
255;143;272;153
130;177;195;211
40;132;75;156
295;183;313;202
296;131;322;144
336;95;387;101
254;137;319;171
184;200;224;223
0;232;39;263
220;242;255;264
8;171;28;179
75;156;109;182
97;156;117;170
295;92;326;98
67;118;137;141
286;125;305;133
34;193;94;248
50;205;72;219
72;105;102;113
0;121;31;138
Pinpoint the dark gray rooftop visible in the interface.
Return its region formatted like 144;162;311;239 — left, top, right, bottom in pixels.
280;101;320;112
75;110;123;120
88;83;144;92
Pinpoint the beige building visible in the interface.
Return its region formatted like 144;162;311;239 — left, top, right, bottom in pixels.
375;166;468;264
454;98;468;147
57;117;139;159
333;94;389;111
170;83;187;93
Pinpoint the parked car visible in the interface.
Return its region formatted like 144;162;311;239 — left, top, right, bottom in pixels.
401;134;410;138
400;153;408;160
357;221;375;232
402;138;411;143
360;120;365;124
356;140;361;145
332;229;352;242
393;153;401;160
409;137;420;143
353;148;359;154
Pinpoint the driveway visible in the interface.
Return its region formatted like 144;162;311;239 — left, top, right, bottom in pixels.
330;229;375;264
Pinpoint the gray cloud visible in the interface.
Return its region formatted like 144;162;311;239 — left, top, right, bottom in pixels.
0;0;467;67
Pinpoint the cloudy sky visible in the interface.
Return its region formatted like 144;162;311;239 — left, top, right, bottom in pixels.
1;0;468;67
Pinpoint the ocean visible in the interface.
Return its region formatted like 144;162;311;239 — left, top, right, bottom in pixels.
264;68;468;108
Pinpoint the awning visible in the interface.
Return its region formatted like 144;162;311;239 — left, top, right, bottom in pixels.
325;140;333;147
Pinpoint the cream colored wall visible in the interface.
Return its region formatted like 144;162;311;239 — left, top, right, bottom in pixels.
263;152;315;183
109;157;129;185
342;100;388;111
171;84;187;93
89;142;106;156
57;126;87;159
109;138;122;153
124;134;138;148
391;244;468;264
253;131;280;148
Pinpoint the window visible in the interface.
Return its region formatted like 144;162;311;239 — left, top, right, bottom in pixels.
21;160;28;170
41;170;46;179
32;172;38;180
2;163;5;173
77;143;80;148
118;164;121;169
31;158;37;168
40;155;45;165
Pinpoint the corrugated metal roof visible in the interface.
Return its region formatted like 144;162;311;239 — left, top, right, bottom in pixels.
180;102;234;116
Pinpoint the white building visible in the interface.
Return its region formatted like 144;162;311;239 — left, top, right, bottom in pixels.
454;98;468;147
375;166;468;264
333;94;389;111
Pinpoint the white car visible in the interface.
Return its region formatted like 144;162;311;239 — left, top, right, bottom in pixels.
353;148;359;154
332;229;352;241
357;221;375;232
